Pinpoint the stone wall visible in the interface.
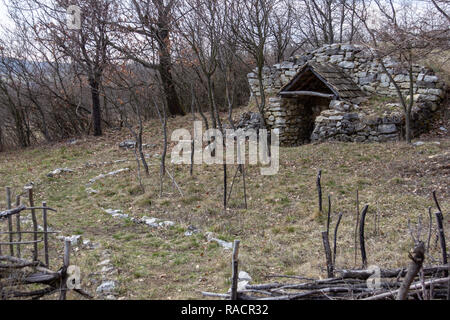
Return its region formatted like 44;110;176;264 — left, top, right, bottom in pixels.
247;43;446;145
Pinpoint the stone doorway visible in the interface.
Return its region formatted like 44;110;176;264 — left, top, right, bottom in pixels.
292;96;332;143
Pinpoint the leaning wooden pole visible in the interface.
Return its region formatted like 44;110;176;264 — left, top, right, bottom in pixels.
231;240;240;300
333;212;344;266
397;242;425;300
322;231;334;278
359;205;369;268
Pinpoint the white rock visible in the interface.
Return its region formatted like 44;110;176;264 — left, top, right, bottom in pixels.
101;266;114;273
88;168;129;185
47;168;74;177
239;271;252;282
86;188;99;194
98;259;111;266
159;221;175;227
96;281;116;294
209;237;232;250
64;235;82;246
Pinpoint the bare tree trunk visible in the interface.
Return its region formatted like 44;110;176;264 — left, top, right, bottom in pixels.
89;77;102;136
155;0;185;116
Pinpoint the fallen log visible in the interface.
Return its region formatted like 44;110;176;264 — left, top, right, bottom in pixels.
363;277;450;300
336;265;449;280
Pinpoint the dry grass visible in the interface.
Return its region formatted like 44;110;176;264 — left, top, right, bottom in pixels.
0;109;448;300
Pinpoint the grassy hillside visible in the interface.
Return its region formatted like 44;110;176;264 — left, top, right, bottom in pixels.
0;111;448;299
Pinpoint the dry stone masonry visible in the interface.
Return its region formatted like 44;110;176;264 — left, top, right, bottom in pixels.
247;43;446;145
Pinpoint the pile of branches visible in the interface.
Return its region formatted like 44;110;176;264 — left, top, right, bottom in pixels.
202;172;449;300
1;255;72;300
225;264;449;300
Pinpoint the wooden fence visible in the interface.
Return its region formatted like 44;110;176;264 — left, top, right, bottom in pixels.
0;186;91;300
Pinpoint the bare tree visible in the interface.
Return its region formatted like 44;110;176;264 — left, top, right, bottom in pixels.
355;0;449;143
228;0;274;131
111;0;186;116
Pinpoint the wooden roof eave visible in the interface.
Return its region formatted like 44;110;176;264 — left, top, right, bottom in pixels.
279;64;340;100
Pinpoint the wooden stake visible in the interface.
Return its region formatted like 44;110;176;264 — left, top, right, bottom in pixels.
43;202;49;267
15;195;21;258
6;187;14;256
231;240;240;300
333;212;344;266
354;189;359;266
28;188;38;261
434;211;448;276
60;239;71;300
359;205;369;268
317;170;322;213
322;231;334;278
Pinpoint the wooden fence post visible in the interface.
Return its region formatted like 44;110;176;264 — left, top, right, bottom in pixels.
6;187;14;256
43;201;49;267
28;187;38;261
15;195;21;258
59;239;71;300
231;240;240;300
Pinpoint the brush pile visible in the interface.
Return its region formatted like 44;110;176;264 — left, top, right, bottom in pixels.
202;171;449;300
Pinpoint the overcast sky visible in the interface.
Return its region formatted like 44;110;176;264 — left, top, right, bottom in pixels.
0;1;14;32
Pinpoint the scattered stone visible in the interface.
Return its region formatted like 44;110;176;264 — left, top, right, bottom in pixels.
205;232;233;250
103;208;129;219
119;140;155;149
119;140;136;149
96;281;116;294
82;239;100;250
101;266;115;273
88;168;130;185
239;271;252;282
86;187;99;194
140;216;175;228
58;235;82;246
159;220;175;227
98;259;111;266
184;225;200;236
47;168;74;178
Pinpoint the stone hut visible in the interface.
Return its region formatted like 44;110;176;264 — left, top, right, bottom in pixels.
247;43;446;146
